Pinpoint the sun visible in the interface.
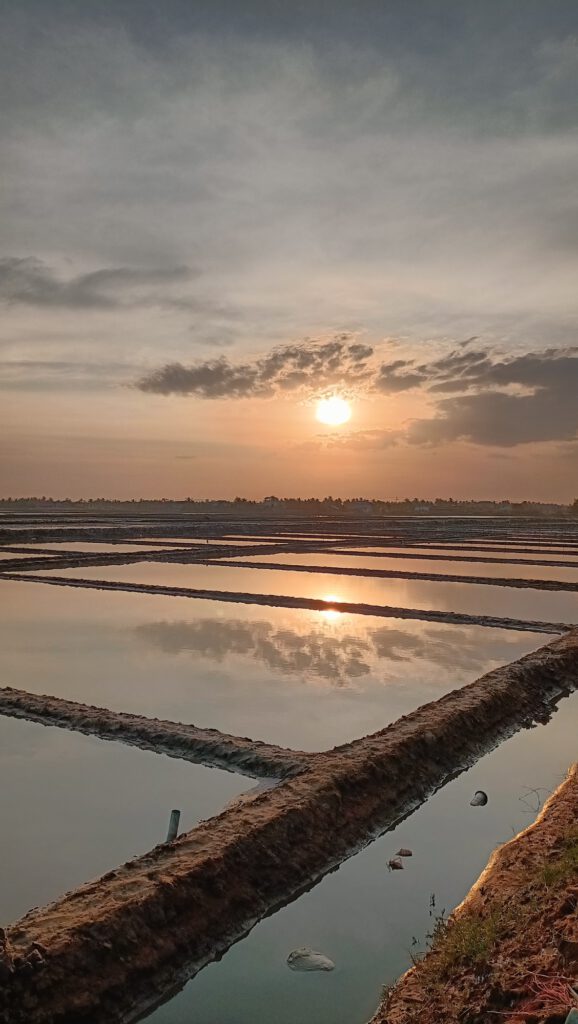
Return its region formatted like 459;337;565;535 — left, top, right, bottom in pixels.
315;395;351;426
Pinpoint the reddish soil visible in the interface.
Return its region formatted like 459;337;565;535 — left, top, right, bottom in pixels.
373;764;578;1024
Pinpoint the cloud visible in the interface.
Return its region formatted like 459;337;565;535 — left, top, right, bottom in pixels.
0;258;193;310
137;336;578;449
136;336;374;398
396;346;578;447
375;359;428;393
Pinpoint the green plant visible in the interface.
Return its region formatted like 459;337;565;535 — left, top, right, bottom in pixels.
423;907;507;977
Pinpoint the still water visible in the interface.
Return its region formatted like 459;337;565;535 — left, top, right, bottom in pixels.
0;716;246;924
5;542;178;553
144;688;578;1024
340;545;578;563
31;561;578;625
231;551;578;582
0;579;542;751
0;551;53;561
0;572;572;1024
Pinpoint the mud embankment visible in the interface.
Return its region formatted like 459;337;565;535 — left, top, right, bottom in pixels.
0;688;308;779
2;633;578;1023
206;557;578;592
373;763;578;1024
2;571;571;633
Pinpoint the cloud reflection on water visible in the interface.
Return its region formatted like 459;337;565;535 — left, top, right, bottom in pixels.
133;616;532;688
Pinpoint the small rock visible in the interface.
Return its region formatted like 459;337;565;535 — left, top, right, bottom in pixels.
396;849;413;858
388;857;404;871
564;1010;578;1024
470;790;488;807
287;947;335;972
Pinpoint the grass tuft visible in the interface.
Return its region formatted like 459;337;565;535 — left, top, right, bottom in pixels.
540;830;578;888
426;908;507;976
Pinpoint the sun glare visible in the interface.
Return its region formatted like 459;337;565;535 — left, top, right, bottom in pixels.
321;594;343;621
315;395;351;426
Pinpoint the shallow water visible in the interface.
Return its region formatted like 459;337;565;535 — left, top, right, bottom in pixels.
0;579;542;751
151;537;281;546
232;551;578;582
4;541;178;553
144;688;578;1024
31;561;578;625
343;545;578;563
0;716;246;924
0;551;53;561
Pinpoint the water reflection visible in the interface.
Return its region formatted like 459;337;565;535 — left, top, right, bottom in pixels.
134;617;536;687
0;579;545;749
0;716;246;925
34;561;578;624
145;690;578;1024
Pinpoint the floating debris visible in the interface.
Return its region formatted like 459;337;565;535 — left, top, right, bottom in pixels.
470;790;488;806
388;857;404;871
396;848;413;857
287;948;335;972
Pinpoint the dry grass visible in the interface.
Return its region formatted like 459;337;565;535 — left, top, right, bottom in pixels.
539;829;578;888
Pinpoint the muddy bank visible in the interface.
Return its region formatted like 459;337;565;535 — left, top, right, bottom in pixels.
2;516;578;552
2;572;571;633
373;763;578;1024
206;557;578;592
0;688;308;779
2;633;578;1023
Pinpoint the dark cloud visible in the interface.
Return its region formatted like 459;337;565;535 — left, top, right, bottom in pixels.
0;257;193;310
403;346;578;446
375;359;428;393
137;336;374;398
138;335;578;448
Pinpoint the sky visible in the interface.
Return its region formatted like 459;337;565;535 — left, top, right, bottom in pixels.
2;0;578;501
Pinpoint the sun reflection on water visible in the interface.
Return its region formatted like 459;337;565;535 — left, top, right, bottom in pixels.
320;594;343;621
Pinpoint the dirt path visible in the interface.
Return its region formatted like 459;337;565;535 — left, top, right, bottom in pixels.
373;763;578;1024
